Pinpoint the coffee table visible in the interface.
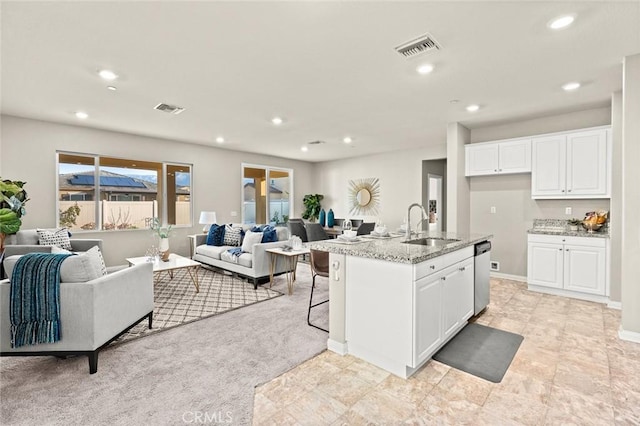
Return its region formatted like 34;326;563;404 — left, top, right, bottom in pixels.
126;253;201;293
266;247;310;295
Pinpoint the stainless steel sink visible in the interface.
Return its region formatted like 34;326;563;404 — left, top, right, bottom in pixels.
403;237;461;246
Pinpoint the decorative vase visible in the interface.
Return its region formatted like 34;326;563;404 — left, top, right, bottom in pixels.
327;209;335;227
319;209;326;227
159;237;170;261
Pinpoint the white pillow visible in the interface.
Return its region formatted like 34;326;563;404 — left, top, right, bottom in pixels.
53;245;107;282
37;228;72;250
241;231;263;254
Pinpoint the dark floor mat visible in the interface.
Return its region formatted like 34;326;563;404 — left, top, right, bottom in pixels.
433;323;524;383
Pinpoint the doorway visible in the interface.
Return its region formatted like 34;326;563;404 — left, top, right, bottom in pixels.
422;159;447;232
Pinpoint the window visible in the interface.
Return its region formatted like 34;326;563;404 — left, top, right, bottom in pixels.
242;164;292;225
57;152;192;231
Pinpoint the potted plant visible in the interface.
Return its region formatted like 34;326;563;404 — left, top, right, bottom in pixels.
302;194;324;222
0;178;29;253
150;217;173;260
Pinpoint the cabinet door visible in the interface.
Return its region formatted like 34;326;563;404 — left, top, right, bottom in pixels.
466;144;499;176
564;244;606;295
499;139;531;174
532;135;566;197
413;275;442;365
566;129;608;196
527;242;563;288
442;266;463;339
457;258;475;322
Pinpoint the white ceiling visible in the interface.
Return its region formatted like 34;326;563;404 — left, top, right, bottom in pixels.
2;1;639;162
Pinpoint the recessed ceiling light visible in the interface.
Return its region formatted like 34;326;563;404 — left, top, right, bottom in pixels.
215;137;225;143
548;15;575;30
271;117;283;125
107;86;117;91
75;111;88;119
416;64;434;75
466;104;480;112
562;82;581;91
98;69;118;81
301;146;308;152
343;137;352;144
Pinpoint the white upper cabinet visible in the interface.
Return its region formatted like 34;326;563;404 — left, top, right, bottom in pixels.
465;138;531;176
532;128;610;199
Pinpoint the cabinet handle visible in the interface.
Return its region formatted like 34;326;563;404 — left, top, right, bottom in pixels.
459;267;466;271
559;248;562;251
566;249;569;252
561;190;565;192
494;169;498;172
441;276;446;281
568;189;572;192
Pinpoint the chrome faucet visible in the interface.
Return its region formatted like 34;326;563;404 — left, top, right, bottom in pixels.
406;203;428;240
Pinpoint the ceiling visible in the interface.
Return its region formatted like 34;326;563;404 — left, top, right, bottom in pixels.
1;1;639;162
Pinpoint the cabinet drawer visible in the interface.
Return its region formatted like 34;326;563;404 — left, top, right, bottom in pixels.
528;233;606;248
414;257;443;280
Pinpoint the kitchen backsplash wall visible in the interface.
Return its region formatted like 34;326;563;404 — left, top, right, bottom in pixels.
469;173;610;278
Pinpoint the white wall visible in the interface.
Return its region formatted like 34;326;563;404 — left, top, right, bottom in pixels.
313;144;447;231
0;115;316;266
468;106;612;279
446;122;471;234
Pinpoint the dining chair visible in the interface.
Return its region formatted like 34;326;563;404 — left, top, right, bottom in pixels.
356;222;375;236
305;223;329;241
350;219;364;228
287;222;308;242
308;249;329;332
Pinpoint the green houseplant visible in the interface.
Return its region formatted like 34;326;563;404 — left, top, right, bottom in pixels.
302;194;324;222
0;178;29;252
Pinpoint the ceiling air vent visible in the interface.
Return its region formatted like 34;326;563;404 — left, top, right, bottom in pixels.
154;103;185;115
394;33;441;59
308;140;326;145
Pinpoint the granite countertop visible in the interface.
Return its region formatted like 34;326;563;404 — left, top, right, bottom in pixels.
528;219;610;239
307;231;492;265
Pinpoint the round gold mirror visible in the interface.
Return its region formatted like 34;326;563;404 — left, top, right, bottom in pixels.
356;188;371;206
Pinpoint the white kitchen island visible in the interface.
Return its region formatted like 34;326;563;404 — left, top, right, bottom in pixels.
309;232;492;378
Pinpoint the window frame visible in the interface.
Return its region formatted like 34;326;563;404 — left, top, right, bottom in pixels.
241;163;294;225
56;151;193;232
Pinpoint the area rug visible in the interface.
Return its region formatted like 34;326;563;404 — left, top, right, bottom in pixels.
116;267;281;343
433;323;524;383
0;262;328;426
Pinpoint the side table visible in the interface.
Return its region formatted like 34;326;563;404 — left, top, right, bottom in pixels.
265;247;310;295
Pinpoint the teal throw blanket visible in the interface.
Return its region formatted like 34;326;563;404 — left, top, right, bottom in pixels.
10;253;72;348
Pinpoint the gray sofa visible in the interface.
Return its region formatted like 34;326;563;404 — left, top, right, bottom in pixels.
0;260;154;374
191;226;293;288
2;229;103;278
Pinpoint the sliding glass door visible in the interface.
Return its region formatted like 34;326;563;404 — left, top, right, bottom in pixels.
242;164;292;225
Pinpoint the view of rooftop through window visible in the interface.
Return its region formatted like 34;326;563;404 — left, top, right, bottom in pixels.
57;153;191;231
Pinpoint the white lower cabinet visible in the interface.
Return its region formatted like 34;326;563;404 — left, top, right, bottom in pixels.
527;234;608;299
413;254;474;367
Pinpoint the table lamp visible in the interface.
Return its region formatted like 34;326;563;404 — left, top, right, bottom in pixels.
199;211;217;233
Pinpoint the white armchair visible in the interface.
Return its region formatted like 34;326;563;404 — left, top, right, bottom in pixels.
0;261;154;374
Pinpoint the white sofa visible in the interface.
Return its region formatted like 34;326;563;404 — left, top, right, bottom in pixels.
191;226;293;288
0;260;154;374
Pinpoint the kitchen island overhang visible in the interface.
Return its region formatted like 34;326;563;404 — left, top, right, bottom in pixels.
309;232;493;379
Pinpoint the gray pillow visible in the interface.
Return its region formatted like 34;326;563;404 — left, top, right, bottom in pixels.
3;253;98;283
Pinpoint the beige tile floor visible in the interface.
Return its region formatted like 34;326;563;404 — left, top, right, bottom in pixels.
252;278;640;425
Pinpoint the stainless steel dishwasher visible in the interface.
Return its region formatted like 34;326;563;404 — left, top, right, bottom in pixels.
474;241;491;315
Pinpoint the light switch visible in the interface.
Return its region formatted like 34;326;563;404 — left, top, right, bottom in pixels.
490;206;496;214
565;207;572;215
230;211;238;217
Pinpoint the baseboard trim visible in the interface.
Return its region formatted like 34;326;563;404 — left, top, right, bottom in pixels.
490;272;526;282
618;328;640;344
527;284;609;304
327;339;348;355
607;301;622;310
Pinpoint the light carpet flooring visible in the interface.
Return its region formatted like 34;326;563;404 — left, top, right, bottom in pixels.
252;278;640;425
0;264;328;426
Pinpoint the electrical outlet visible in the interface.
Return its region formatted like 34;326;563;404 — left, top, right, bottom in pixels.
230;211;238;217
565;207;572;215
490;261;500;271
490;206;496;214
